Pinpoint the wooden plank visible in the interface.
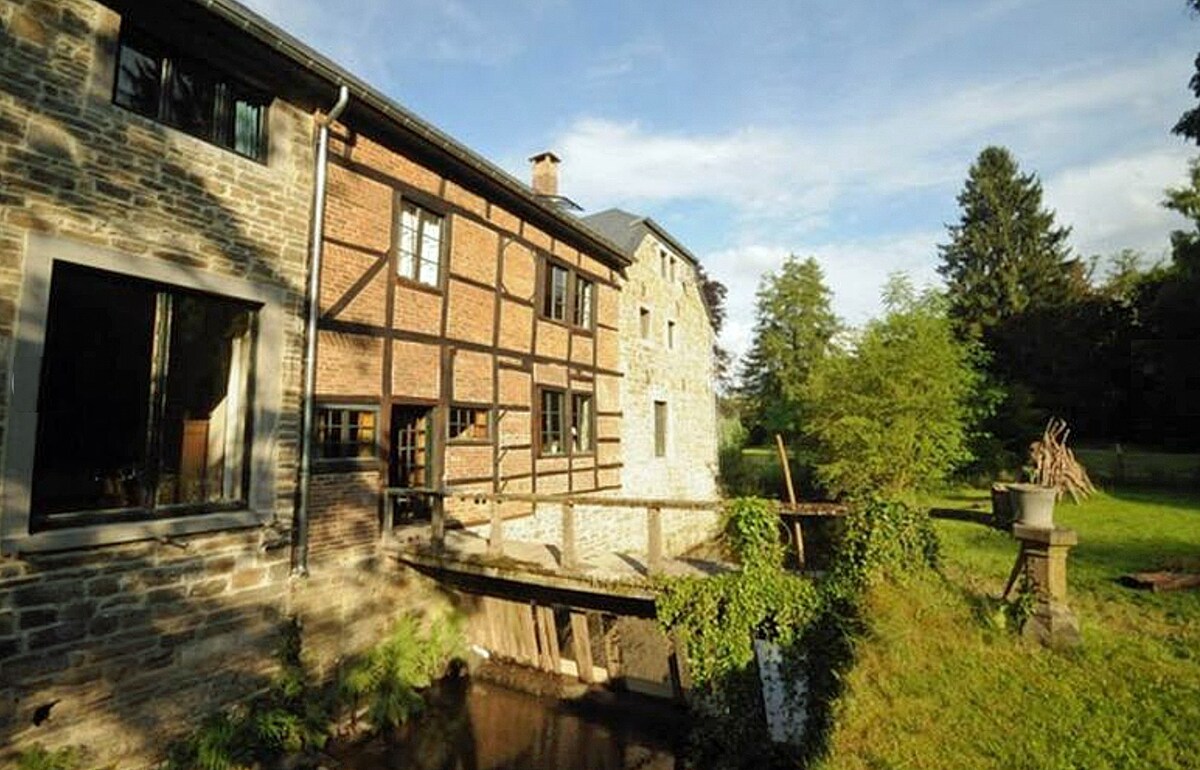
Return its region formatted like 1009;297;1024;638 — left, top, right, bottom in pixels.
561;501;578;570
487;498;504;557
1121;571;1200;593
538;605;561;673
601;620;620;679
647;505;663;575
518;601;539;666
570;611;594;683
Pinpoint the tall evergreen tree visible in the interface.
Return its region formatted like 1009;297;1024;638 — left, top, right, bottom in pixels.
739;255;840;439
937;146;1080;340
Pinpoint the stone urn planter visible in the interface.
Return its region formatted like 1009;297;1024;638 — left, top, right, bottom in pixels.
1007;483;1056;529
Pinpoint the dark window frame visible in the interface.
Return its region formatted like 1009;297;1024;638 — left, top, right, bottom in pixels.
537;387;595;458
570;392;595;455
112;22;271;163
448;405;491;444
29;263;261;530
313;403;379;470
538;257;596;332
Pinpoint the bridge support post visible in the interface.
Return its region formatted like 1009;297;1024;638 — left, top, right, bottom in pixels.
487;498;503;557
647;505;663;575
431;495;445;553
561;502;578;571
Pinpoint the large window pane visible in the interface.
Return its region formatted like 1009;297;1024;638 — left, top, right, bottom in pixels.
114;32;162;119
156;293;254;506
32;265;157;517
30;264;258;526
165;60;216;141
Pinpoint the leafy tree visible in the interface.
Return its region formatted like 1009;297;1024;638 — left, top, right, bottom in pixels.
1174;0;1200;143
803;275;985;498
739;255;840;439
937;146;1081;340
1126;159;1200;449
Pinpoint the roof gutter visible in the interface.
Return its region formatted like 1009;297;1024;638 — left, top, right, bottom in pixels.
293;84;349;577
195;0;629;270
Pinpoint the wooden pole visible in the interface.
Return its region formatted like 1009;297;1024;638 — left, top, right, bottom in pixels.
775;433;797;506
487;498;503;557
647;505;663;575
775;434;805;569
561;501;578;570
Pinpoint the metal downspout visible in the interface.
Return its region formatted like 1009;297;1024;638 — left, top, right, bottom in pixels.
295;85;350;576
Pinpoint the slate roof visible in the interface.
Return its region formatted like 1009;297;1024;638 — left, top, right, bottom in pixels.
581;208;701;267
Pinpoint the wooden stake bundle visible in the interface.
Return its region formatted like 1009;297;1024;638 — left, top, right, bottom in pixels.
1028;418;1096;503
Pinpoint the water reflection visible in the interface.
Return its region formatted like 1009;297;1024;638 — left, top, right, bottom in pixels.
340;675;685;770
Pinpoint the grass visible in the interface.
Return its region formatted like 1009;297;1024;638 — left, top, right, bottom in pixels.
815;487;1200;770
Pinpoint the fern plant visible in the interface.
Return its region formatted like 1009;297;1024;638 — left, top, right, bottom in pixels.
338;613;463;737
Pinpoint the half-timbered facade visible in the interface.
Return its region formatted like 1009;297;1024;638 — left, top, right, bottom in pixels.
308;135;630;557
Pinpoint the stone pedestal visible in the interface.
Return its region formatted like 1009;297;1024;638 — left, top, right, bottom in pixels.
1011;524;1081;648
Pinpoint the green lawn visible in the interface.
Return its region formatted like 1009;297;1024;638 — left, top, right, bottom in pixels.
815;488;1200;770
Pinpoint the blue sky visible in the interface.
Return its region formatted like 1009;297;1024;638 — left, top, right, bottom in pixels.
243;0;1198;360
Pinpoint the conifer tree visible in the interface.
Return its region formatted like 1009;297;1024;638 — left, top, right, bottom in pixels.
937;146;1079;340
739;255;840;438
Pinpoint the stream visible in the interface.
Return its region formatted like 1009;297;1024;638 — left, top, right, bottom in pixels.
336;675;687;770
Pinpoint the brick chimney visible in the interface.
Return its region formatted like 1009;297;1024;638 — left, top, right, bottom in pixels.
529;151;560;197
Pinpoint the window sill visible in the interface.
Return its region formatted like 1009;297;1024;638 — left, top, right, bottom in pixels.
3;508;275;555
395;275;443;295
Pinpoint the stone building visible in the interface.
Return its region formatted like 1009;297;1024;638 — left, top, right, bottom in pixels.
582;209;720;502
0;0;720;765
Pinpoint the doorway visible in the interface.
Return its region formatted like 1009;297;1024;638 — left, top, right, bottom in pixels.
390;404;433;522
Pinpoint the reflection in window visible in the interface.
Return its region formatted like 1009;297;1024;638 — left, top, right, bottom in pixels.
573;276;593;328
571;393;593;453
449;407;489;442
113;23;269;161
398;202;443;287
543;264;568;321
31;263;257;525
540;389;566;456
315;407;377;461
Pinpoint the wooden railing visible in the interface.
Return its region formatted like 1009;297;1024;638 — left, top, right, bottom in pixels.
383;488;719;575
383;487;847;574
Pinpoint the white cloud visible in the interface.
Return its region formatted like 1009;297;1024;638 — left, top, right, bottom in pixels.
1044;147;1194;261
704;231;944;362
556;52;1190;226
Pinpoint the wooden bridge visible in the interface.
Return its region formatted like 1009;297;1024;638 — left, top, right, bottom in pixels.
380;490;846;697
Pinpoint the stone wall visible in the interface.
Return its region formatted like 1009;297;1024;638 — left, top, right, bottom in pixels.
0;2;442;766
619;234;720;503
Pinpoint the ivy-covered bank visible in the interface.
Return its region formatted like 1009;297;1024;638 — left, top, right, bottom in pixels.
656;497;940;768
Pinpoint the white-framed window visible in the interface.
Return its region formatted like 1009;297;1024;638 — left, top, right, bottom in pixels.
398;201;443;287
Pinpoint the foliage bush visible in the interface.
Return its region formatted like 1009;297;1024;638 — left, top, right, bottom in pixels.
338;613;463;736
804;275;988;499
656;496;941;768
166;619;330;770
